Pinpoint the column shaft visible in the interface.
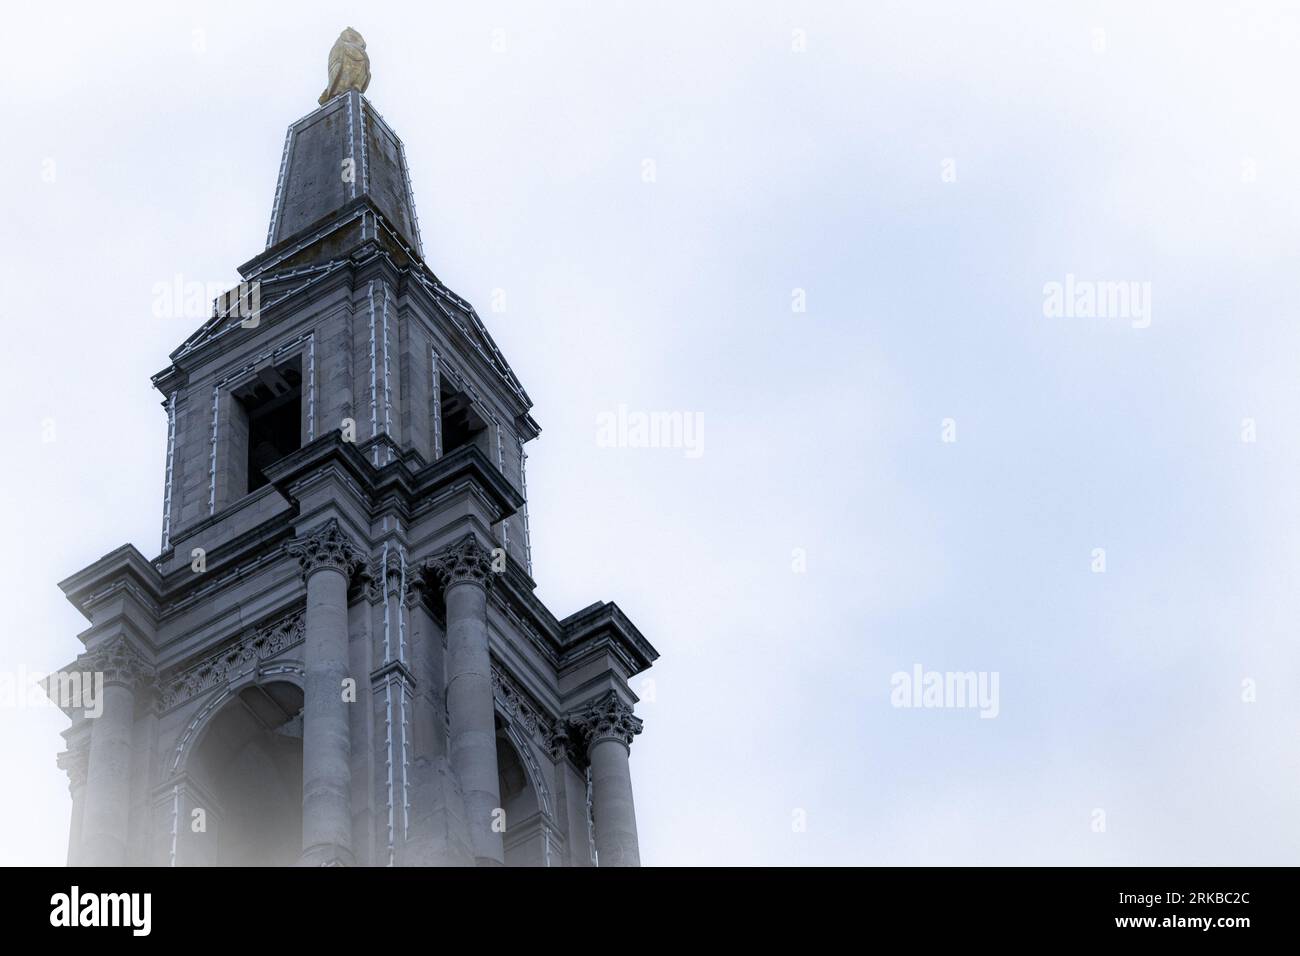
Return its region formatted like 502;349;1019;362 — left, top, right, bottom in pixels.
444;580;504;865
80;683;136;866
301;565;354;864
66;786;85;866
589;738;641;867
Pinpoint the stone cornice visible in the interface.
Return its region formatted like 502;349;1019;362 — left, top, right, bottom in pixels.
56;434;528;638
485;568;659;681
560;601;659;677
491;589;562;669
158;252;360;380
160;484;296;566
58;545;164;624
402;261;533;415
263;433;522;531
285;518;366;579
412;444;523;524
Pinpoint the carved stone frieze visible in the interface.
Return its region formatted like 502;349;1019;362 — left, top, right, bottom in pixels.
490;665;558;753
157;610;305;711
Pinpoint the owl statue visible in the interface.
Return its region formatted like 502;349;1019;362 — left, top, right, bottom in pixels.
318;28;371;105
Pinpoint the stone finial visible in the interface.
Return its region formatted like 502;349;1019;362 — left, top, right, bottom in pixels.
319;27;371;105
425;535;495;591
286;518;366;579
567;692;643;753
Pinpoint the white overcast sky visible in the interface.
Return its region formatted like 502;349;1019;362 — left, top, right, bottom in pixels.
3;0;1300;865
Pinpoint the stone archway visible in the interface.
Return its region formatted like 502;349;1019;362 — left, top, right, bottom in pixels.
185;680;304;866
495;716;553;866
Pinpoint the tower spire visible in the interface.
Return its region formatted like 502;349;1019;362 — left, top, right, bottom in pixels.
255;81;422;269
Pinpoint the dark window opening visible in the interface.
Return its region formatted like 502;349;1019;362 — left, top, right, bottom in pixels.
234;358;302;494
439;382;488;456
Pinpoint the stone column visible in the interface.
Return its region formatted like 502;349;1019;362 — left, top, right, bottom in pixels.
570;692;644;867
56;742;90;866
79;639;154;866
287;518;365;866
426;536;503;865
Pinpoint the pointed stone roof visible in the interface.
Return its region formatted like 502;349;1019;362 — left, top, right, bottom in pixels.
265;91;422;255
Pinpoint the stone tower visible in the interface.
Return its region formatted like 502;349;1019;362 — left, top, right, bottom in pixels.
48;56;657;867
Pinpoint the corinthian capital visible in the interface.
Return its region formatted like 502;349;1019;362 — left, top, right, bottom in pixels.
567;692;643;752
83;637;156;693
425;535;495;591
286;518;366;579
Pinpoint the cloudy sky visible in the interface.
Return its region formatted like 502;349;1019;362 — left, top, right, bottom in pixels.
2;0;1299;865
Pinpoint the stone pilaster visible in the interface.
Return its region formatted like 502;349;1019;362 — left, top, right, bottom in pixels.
568;692;643;867
79;638;154;866
287;518;365;866
425;535;503;865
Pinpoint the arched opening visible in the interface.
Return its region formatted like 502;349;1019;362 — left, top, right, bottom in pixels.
496;716;548;866
187;681;304;866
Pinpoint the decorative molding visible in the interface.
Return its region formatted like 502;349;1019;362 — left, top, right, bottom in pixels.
285;518;366;579
345;91;357;201
501;720;553;820
365;548;405;604
266;124;295;245
160;391;178;552
585;766;599;866
517;443;532;575
367;543;424;609
157;610;305;711
492;594;559;668
367;280;380;457
381;282;393;465
567;692;643;753
81;579;160;619
402;572;427;610
546;725;573;764
164;547;287;616
425;535;494;590
490;665;558;753
56;743;89;792
81;638;156;694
